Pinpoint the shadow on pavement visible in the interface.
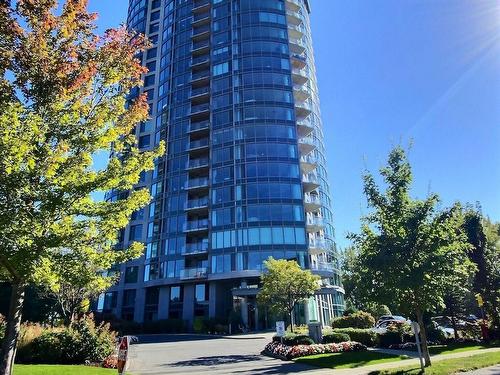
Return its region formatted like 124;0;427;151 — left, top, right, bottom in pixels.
134;333;269;344
169;354;262;366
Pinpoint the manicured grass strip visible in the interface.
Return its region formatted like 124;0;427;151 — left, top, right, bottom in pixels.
428;342;493;355
369;351;500;374
294;351;410;369
14;364;119;375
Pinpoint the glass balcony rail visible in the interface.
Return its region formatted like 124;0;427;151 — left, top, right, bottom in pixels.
286;0;302;10
295;101;313;114
191;86;210;97
184;219;209;231
298;136;316;147
304;193;321;205
191;55;210;66
289;36;306;50
192;0;210;12
306;216;324;227
286;10;302;25
300;154;318;165
292;67;308;80
185;197;209;209
187;137;209;150
310;262;335;272
296;117;314;134
185;177;209;189
183;241;209;255
187;157;209;169
189;120;210;132
180;267;208;280
193;12;210;23
190;103;210;116
191;70;210;81
192;24;210;37
302;173;319;185
309;237;328;249
192;39;209;51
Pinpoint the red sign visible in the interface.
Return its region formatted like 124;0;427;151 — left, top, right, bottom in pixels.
117;336;129;375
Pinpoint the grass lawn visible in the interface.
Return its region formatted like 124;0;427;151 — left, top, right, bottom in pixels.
294;351;410;369
427;342;495;355
368;351;500;374
14;364;122;375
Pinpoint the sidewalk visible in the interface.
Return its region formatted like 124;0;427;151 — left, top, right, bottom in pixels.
461;364;500;375
312;347;500;375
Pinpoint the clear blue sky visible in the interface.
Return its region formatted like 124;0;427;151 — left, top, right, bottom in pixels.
89;0;500;249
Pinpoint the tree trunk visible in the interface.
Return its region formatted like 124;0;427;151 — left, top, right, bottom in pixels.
0;282;26;375
450;312;459;341
289;310;294;333
416;308;431;367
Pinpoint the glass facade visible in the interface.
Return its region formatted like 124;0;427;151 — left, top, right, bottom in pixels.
100;0;344;329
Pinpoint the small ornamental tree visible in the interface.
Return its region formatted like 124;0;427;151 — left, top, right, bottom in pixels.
257;258;320;332
0;1;164;374
349;146;474;366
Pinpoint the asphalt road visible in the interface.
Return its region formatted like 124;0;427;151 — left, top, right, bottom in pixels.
126;332;326;375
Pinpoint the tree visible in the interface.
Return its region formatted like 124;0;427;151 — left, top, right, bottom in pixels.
257;258;320;332
0;1;164;373
349;146;474;366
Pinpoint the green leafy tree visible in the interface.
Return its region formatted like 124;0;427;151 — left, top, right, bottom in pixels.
257;258;320;332
0;1;164;373
349;146;474;366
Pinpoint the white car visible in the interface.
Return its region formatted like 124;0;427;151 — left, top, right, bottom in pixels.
372;316;410;334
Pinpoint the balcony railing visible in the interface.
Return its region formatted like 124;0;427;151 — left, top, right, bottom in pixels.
180;267;208;280
311;262;335;272
309;237;328;249
192;0;210;12
302;173;320;185
191;55;210;66
189;120;210;132
185;177;209;189
185;197;209;209
192;69;210;81
191;86;210;97
192;39;210;52
187;137;209;150
193;12;210;24
187;157;209;169
306;216;324;227
192;24;210;37
304;193;321;205
184;219;209;232
190;103;210;115
183;241;209;255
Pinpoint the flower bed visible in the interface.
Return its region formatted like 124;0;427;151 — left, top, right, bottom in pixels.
263;340;367;360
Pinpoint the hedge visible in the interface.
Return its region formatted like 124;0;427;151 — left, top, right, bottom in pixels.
323;332;350;344
331;311;375;329
332;328;378;347
272;333;314;346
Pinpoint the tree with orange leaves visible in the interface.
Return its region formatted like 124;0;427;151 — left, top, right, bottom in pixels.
0;1;163;373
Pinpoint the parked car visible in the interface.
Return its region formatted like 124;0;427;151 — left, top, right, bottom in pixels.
372;316;409;334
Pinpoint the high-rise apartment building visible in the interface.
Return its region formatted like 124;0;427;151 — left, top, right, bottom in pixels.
99;0;344;329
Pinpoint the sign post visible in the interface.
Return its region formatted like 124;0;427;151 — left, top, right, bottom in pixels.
276;321;285;344
117;336;130;375
411;321;425;373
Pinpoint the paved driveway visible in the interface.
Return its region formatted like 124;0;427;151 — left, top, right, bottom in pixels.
126;333;326;375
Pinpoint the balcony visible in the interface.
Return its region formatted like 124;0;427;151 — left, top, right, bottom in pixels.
192;11;210;26
184;219;209;233
294;84;311;102
291;53;307;69
309;237;328;255
286;10;302;25
292;67;309;85
189;103;210;117
190;85;210;101
306;216;325;232
185;177;209;190
192;24;210;40
189;120;210;134
191;39;210;55
286;0;302;12
183;241;209;255
296;117;314;137
187;137;209;151
185;197;209;211
304;193;321;212
300;154;317;173
186;157;209;171
192;0;210;13
288;23;304;40
310;262;336;276
191;54;210;68
289;36;306;54
191;69;210;84
302;173;320;192
180;267;208;280
298;136;316;155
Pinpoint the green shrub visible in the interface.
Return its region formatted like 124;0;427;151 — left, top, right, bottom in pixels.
272;333;314;346
72;315;116;362
323;332;350;343
332;311;375;329
332;328;378;346
378;330;403;347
